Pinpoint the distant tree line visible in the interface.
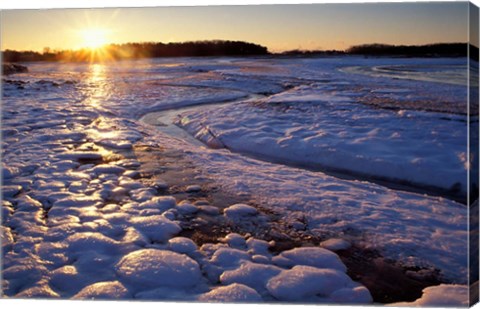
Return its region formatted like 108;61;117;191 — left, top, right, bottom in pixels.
2;41;478;63
345;43;479;61
279;49;346;57
2;40;269;63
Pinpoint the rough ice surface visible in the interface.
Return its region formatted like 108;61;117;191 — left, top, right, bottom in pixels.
179;91;468;195
1;56;473;305
389;284;469;307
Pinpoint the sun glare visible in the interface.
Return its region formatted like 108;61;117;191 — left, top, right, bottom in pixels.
80;28;109;49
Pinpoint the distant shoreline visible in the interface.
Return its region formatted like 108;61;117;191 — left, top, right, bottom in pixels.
2;41;478;63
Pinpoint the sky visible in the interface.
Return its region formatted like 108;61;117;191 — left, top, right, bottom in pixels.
0;1;473;53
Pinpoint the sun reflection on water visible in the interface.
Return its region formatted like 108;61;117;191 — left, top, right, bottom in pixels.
83;63;110;109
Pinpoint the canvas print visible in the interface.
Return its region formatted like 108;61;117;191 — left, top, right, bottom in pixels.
1;1;479;306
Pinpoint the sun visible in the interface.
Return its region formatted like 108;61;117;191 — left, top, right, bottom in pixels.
80;28;109;49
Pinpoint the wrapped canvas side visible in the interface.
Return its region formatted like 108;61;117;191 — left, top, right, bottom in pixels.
469;2;480;306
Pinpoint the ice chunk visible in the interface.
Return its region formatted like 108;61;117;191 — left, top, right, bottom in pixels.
123;170;141;179
2;185;22;198
1;227;14;252
198;283;262;302
116;249;201;289
52;196;103;208
224;203;258;219
168;237;198;254
272;247;347;272
49;265;87;294
98;140;133;150
34;242;69;266
90;164;126;175
320;238;351;251
15;285;60;298
176;202;198;215
129;215;181;243
115;159;141;169
3;262;48;295
210;247;251;267
330;286;372;304
266;265;357;301
186;185;201;192
389;284;468;306
3;165;19;179
220;262;282;294
129;188;156;202
15;195;42;212
139;196;176;212
198;205;220;216
153;179;169;191
246;237;271;256
121;227;149;246
66;232;123;255
222;233;247;249
118;178;144;190
73;281;131;299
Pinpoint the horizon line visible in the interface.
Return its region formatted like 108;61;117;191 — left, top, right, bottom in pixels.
1;40;476;54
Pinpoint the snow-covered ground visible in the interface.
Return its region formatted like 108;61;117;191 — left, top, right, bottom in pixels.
1;56;474;305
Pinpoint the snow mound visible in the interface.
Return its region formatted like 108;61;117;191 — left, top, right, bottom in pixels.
168;237;198;254
129;188;156;202
186;185;202;192
389;284;468;307
49;265;87;294
330;286;373;304
97;140;133;150
3;185;22;198
320;238;351;251
220;262;282;294
15;285;60;298
129;215;181;242
198;283;262;302
224;204;258;219
73;281;131;299
221;233;247;249
139;196;177;212
66;232;122;255
272;247;347;272
246;237;272;256
90;164;126;175
266;265;367;302
210;247;251;267
116;249;202;290
52;196;102;208
176;202;198;215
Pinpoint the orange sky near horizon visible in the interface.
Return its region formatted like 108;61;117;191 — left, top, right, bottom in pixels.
0;2;472;53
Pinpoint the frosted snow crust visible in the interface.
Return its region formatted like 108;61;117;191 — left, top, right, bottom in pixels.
1;56;471;304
